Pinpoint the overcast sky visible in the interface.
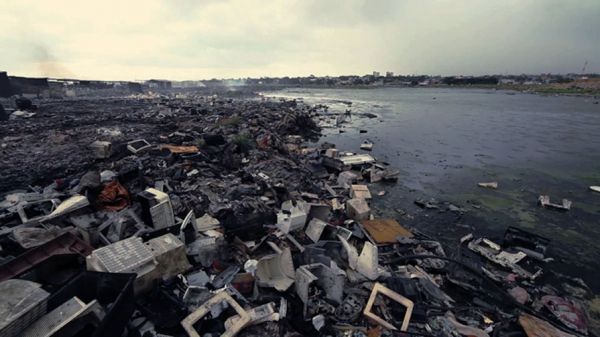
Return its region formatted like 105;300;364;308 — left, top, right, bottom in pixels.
1;0;598;81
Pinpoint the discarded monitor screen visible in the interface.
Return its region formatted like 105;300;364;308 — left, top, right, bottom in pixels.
127;139;152;153
363;282;413;331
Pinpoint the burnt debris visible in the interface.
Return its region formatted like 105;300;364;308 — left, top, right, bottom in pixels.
0;91;595;337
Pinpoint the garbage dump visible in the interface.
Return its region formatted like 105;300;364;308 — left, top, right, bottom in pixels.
0;93;595;337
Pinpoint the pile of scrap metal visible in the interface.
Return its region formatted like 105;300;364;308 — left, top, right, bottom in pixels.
0;94;594;337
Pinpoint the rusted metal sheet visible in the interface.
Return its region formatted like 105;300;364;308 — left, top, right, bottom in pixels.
0;232;93;282
96;180;130;211
361;218;413;244
519;313;576;337
160;144;199;154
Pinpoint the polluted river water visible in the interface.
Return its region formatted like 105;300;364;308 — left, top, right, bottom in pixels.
264;87;600;298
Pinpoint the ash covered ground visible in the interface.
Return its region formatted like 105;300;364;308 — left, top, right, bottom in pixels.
0;91;597;337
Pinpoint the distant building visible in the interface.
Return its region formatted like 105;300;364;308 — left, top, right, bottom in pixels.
385;71;394;77
127;82;143;93
498;78;518;85
429;77;442;85
78;80;113;90
172;80;206;88
146;79;172;90
202;79;226;88
372;71;380;77
0;71;12;97
8;76;49;97
222;79;247;87
47;80;67;98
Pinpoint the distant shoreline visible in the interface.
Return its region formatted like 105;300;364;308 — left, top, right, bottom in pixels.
259;84;600;98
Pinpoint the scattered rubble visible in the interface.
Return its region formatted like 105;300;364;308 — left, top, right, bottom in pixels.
0;93;594;337
539;195;572;211
359;140;373;151
478;181;498;189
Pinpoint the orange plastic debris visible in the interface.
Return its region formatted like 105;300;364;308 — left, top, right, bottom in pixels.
96;180;131;211
160;144;199;154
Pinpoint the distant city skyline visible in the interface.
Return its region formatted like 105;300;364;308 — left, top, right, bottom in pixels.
3;71;592;83
1;0;598;81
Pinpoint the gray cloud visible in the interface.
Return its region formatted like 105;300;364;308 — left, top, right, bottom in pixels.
0;0;598;80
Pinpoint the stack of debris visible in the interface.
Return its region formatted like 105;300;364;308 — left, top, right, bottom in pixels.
0;94;593;337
